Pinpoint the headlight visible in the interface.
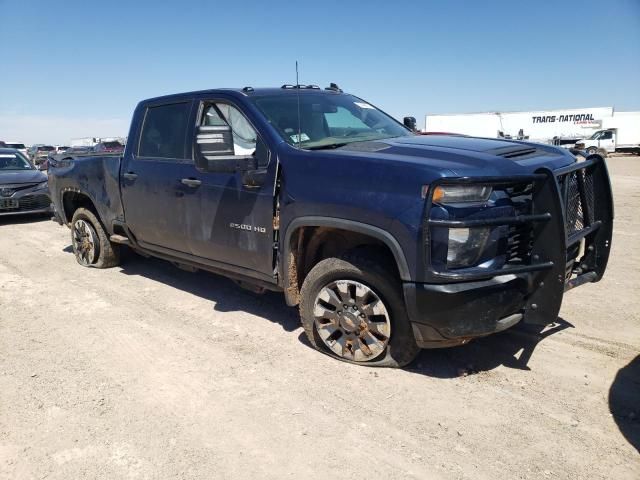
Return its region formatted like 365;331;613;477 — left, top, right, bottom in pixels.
446;227;490;269
432;185;492;204
37;181;48;190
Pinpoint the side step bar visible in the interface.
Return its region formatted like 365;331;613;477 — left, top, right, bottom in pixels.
110;234;132;246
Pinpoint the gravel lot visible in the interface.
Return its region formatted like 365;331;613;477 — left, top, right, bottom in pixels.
1;155;639;479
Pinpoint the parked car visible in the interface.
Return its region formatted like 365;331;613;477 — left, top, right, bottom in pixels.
92;141;124;154
62;146;93;156
46;146;72;167
28;145;55;169
26;144;42;157
48;146;93;167
0;148;51;217
48;85;613;367
3;142;28;157
53;146;70;155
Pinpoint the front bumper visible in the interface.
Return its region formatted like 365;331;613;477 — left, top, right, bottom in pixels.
0;191;52;217
408;154;614;347
404;277;528;347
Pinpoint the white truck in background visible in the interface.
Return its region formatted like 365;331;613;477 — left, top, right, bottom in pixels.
575;112;640;156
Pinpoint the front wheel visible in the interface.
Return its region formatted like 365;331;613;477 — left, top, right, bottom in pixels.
299;252;419;367
71;208;120;268
587;147;598;155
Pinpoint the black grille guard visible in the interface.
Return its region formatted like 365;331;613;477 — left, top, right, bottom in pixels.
423;154;614;325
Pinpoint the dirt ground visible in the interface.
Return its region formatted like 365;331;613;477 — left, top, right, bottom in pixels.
1;155;639;479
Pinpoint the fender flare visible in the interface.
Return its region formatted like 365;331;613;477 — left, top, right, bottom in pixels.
281;216;411;284
59;188;116;236
59;188;99;224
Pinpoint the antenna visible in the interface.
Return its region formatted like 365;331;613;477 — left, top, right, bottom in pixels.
296;61;302;147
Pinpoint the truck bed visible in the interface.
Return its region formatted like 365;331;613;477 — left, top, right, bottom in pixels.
48;154;124;228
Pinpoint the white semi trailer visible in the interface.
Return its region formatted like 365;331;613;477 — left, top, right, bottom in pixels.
424;107;640;153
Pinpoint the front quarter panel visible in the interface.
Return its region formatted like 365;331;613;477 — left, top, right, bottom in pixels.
278;145;449;281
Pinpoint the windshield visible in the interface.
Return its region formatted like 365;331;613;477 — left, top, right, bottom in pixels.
252;93;412;149
37;146;55;152
102;141;123;148
5;143;26;149
0;152;33;170
589;131;603;140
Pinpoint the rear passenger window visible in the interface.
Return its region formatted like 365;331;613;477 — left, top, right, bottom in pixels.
138;102;190;159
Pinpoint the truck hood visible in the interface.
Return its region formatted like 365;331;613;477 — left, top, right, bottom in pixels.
0;169;47;185
335;134;576;176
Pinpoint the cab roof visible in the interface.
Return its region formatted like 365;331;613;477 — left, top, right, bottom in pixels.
142;85;345;105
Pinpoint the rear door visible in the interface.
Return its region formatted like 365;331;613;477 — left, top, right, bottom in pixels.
121;100;198;253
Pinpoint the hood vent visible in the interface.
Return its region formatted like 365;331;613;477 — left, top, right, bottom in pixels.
501;148;538;159
339;141;392;153
487;145;551;161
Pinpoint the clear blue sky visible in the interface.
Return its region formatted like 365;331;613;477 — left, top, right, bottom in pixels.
1;0;639;144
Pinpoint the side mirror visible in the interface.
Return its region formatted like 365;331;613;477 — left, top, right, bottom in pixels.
195;125;256;173
403;116;417;131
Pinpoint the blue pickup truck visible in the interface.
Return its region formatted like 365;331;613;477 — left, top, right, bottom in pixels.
48;85;614;367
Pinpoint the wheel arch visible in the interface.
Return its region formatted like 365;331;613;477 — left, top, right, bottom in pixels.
281;217;411;306
61;190;101;225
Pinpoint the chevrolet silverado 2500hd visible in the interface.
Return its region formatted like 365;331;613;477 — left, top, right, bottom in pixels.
48;85;614;367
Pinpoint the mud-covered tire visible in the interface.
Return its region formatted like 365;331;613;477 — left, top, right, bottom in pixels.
299;251;419;368
70;207;120;268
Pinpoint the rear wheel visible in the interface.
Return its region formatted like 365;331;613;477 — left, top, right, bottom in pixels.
299;251;419;367
71;208;120;268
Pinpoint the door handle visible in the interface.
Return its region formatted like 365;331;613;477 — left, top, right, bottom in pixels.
181;178;202;188
123;172;138;180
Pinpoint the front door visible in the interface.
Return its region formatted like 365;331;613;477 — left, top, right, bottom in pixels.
186;99;276;277
599;130;616;152
121;100;198;253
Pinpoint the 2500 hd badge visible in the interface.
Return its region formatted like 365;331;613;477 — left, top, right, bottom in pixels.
230;222;267;233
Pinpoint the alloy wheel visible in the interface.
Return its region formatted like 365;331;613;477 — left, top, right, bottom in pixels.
72;219;98;265
313;279;391;362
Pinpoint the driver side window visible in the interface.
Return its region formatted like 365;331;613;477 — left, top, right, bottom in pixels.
202;103;257;156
